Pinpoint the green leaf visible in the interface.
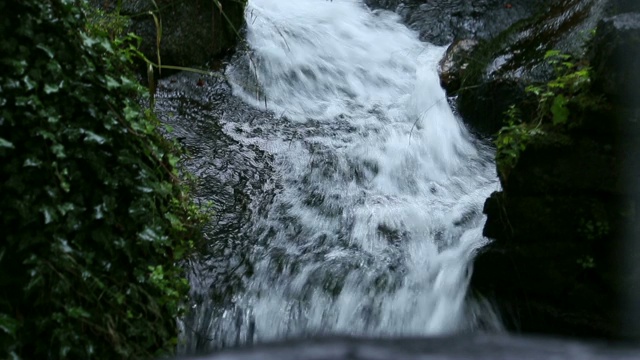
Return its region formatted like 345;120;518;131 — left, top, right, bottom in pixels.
164;212;183;230
544;49;561;59
138;226;164;242
23;75;37;90
551;95;569;125
51;144;66;158
66;306;91;319
36;43;55;59
44;81;64;94
105;75;120;89
84;131;106;144
94;203;106;219
57;202;75;216
0;137;14;149
81;32;99;48
525;85;542;96
40;206;57;224
0;313;19;336
23;158;42;167
124;105;139;122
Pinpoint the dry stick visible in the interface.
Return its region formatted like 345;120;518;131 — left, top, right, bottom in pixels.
407;79;488;140
409;96;448;139
274;25;292;53
148;0;162;74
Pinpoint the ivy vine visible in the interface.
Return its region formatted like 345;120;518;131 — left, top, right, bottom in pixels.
0;0;207;358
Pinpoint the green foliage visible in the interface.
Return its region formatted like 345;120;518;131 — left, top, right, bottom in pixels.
495;49;602;179
0;0;206;358
577;256;596;269
579;218;610;242
84;4;130;41
525;50;594;127
495;105;545;178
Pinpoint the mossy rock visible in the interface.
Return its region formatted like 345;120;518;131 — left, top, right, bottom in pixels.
445;0;607;137
92;0;247;70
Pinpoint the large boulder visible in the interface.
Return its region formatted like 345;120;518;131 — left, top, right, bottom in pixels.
439;0;608;137
91;0;246;69
471;8;640;339
589;13;640;106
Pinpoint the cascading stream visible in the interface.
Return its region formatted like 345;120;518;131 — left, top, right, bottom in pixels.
183;0;501;351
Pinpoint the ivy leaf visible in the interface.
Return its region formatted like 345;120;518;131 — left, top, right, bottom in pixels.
23;158;42;167
164;212;183;231
84;130;106;144
0;313;19;336
51;144;66;158
105;76;120;89
0;137;14;149
66;306;91;319
36;43;55;59
124;105;139;122
57;202;75;216
40;205;57;224
44;81;64;94
80;32;99;48
94;203;106;219
138;226;163;242
23;75;37;91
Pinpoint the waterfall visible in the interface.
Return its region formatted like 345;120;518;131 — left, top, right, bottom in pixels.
181;0;502;351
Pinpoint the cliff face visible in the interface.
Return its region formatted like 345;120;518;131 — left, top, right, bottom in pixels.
440;0;640;338
374;0;640;338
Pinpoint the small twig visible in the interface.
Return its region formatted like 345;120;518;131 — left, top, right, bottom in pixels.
409;96;448;139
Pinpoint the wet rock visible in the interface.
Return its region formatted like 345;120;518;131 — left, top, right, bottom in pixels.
502;136;625;196
439;0;608;136
365;0;551;46
608;0;640;13
469;1;640;339
185;335;640;360
589;13;640;106
151;71;278;352
90;0;246;70
438;39;478;91
476;187;630;338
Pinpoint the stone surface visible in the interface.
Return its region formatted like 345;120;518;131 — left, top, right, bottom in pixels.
91;0;246;69
365;0;551;46
589;13;640;106
185;335;640;360
469;1;640;340
438;39;478;91
439;0;608;136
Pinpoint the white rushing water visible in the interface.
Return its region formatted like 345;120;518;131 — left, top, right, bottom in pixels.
196;0;501;348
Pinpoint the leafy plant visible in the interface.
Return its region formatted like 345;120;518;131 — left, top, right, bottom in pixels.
525;50;593;127
577;256;596;269
495;49;601;179
495;105;545;179
0;0;208;358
